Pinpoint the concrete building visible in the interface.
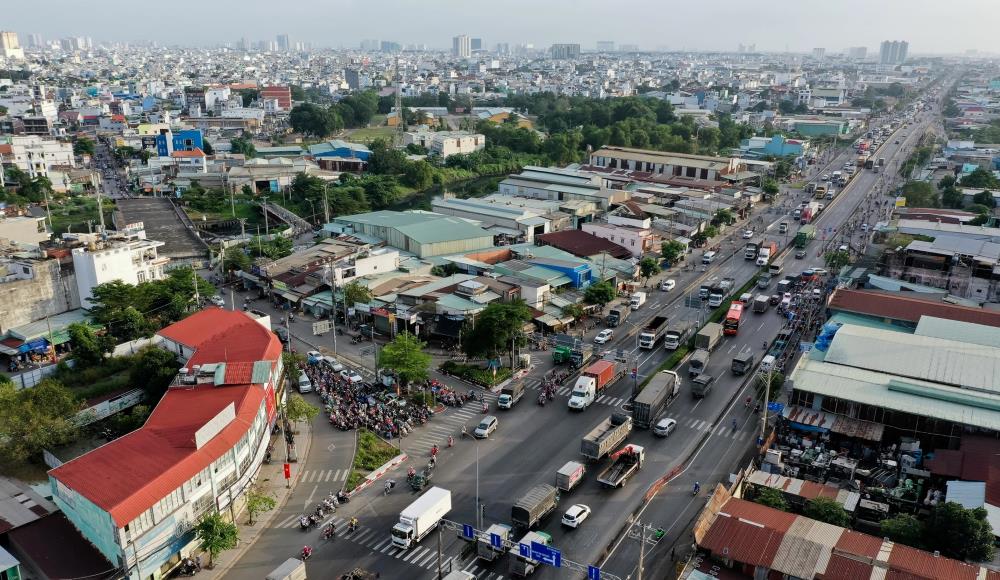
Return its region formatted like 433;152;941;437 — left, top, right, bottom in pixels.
880;40;909;64
848;46;867;60
260;86;291;110
0;136;75;179
581;222;655;257
155;129;204;158
550;44;581;59
0;215;50;246
0;32;24;60
738;135;807;158
332;210;494;258
404;130;485;158
0;252;79;334
590;147;743;182
431;196;550;242
453;35;471;58
49;309;282;580
170;148;207;173
499;166;621;210
811;47;826;60
71;228;169;305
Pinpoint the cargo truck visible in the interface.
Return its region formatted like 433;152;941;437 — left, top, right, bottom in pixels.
498;382;525;409
814;184;828;199
597;444;646;488
509;531;552;577
708;278;735;308
638;315;670;349
555;461;586;492
511;484;559;530
793;224;817;249
801;202;820;224
632;371;680;428
688;349;710;377
568;360;625;410
391;487;452;549
691;373;715;398
477;523;513;562
694;323;724;351
266;559;307;580
581;413;633;461
629;292;647;310
551;335;593;368
731;351;755;375
755;242;778;266
753;294;770;313
757;272;771;289
744;238;762;260
663;321;695;350
606;303;630;327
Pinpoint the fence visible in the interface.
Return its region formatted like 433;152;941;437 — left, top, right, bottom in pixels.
9;359;74;390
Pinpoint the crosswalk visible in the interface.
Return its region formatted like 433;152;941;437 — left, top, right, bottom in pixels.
457;561;507;579
296;468;350;484
522;378;629;408
409;390;499;452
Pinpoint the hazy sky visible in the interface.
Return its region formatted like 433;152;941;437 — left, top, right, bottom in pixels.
6;0;999;54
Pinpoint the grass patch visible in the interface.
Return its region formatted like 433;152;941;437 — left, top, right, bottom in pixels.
345;469;365;492
346;126;398;144
439;361;512;386
49;196;116;235
354;429;399;471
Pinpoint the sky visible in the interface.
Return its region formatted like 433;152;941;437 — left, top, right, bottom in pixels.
6;0;999;54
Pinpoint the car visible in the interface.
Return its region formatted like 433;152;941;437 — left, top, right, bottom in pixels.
760;355;777;372
653;417;677;437
861;223;869;232
894;139;900;144
769;294;781;306
794;249;807;259
742;229;754;239
660;279;676;292
274;327;289;343
474;416;498;438
594;329;614;344
210;295;225;307
322;356;344;372
297;371;313;394
838;244;849;253
812;268;828;276
821;173;829;181
306;350;323;363
340;369;363;383
561;504;592;528
812;288;823;300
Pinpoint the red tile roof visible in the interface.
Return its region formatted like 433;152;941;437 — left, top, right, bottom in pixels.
828;289;1000;328
886;543;982;580
170;147;206;158
0;144;12;155
536;230;633;259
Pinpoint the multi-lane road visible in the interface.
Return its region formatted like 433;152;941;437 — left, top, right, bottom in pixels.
223;96;945;580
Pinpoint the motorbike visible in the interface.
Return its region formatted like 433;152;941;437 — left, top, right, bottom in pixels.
301;547;313;561
299;516;312;530
336;491;350;504
538;394;546;406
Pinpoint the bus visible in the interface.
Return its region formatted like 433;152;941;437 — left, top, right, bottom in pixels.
723;302;744;336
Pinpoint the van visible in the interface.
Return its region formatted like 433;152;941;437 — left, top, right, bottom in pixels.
702;251;717;265
760;355;777;372
297;371;312;394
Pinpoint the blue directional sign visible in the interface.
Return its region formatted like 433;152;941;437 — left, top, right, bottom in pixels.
490;533;503;549
462;524;475;539
530;541;562;567
519;543;531;558
588;565;602;579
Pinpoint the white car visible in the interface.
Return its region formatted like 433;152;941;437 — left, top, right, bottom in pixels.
474;416;498;438
660;279;676;292
812;288;823;300
340;369;363;383
812;268;829;276
210;295;225;307
594;329;614;344
561;504;592;528
322;356;344;372
653;417;677;437
742;229;754;239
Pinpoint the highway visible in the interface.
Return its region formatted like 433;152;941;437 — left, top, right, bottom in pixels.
222;92;946;580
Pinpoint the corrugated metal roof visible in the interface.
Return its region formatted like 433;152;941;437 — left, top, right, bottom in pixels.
818;553;874;579
772;517;842;579
825;324;1000;393
700;513;785;567
835;530;883;558
886;542;982;580
915;316;1000;348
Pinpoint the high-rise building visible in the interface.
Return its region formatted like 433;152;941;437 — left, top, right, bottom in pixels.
848;46;867;60
360;39;379;51
380;41;401;52
879;40;909;64
0;32;24;60
453;35;471;58
496;43;511;56
26;33;42;49
276;34;290;51
596;41;615;52
550;44;581;59
471;38;482;51
619;44;639;53
812;47;826;60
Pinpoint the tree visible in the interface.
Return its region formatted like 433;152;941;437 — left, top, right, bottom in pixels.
661;240;685;265
803;497;851;527
762;178;780;196
462;300;533;362
73;137;95;157
244;483;276;525
129;346;182;401
561;303;586;322
584;281;617;306
754;488;788;511
194;512;239;568
702;225;719;239
284;393;320;424
639;257;660;285
973;190;996;209
880;514;924;548
223;246;252;273
901;181;939;208
0;379;81;463
342;281;372;309
231;136;256;159
959;167;1000;190
403;160;434;189
379;332;432;390
202;140;215;155
924;502;994;561
118;306;150;341
367;139;407;175
68;322;111;367
289;103;339;137
824;250;851;272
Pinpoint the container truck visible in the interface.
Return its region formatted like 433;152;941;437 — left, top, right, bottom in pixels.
391;487;452;549
755;242;778;266
632;371;680;428
511;484;559;530
568;360;625;410
663;321;694;350
794;224;817;249
597;444;646;488
555;461;586;492
509;531;552;577
638;315;670;349
801;202;820;224
688;349;710;377
694;323;724;351
581;413;633;461
477;523;513;562
606;303;630;327
629;292;647;310
498;382;526;409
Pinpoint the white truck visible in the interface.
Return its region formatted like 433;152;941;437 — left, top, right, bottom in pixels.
477;523;513;562
391;487;452;549
629;291;647;310
555;461;586;492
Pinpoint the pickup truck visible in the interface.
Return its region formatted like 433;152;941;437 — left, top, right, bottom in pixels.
581;413;633;461
568;360;625;410
498;382;525;409
597;444;646;488
511;484;559;530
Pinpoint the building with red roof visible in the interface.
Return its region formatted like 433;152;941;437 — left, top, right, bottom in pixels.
48;309;282;579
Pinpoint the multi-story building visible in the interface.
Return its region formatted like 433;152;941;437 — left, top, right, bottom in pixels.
0;32;24;60
589;146;744;182
581;222;656;257
847;46;867;60
0;249;79;334
0;135;75;178
596;41;615;52
471;38;482;51
811;47;826;60
275;34;289;51
155;129;204;157
550;44;581;59
260;86;292;111
71;227;169;305
452;35;471;58
404;130;485;158
880;40;909;64
49;308;283;579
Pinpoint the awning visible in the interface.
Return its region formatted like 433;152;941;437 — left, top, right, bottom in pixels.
25;339;49;353
239;271;261;283
783;405;884;441
0;338;23;356
279;292;300;303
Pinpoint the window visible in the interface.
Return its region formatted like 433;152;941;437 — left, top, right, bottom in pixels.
191;493;213;517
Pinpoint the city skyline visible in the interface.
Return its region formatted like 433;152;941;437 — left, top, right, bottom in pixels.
2;0;998;54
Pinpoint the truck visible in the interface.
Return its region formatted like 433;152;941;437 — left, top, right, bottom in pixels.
755;241;778;266
744;238;762;260
708;278;735;308
638;315;670;349
581;413;633;461
753;294;770;313
688;349;710;377
477;523;513;562
555;461;586;492
511;484;559;530
698;283;713;300
694;322;724;351
877;157;886;168
632;370;680;428
498;382;526;409
793;224;817;249
568;360;625;410
731;351;756;375
606;303;630;327
266;559;307;580
629;292;647;310
814;184;828;199
864;157;875;170
691;373;714;398
768;263;783;277
597;444;646;488
551;335;593;368
509;531;552;577
801;202;820;224
663;321;695;350
757;272;771;290
391;487;452;549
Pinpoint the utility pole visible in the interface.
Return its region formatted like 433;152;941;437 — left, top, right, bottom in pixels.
323;188;330;224
436;524;443;579
192;268;200;308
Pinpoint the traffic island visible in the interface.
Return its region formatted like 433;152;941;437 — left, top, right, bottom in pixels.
345;429;406;494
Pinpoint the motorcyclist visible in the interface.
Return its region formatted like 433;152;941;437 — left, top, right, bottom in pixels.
461;425;467;438
323;524;335;540
693;482;701;495
407;466;416;479
447;435;454;448
431;444;438;457
349;517;359;531
302;545;313;559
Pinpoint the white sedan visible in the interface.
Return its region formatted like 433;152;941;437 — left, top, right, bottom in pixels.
742;229;754;239
561;504;592;528
340;369;363;383
594;329;614;344
660;279;676;292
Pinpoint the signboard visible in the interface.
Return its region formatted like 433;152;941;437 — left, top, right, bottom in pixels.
312;321;331;335
462;524;475;540
895;196;906;208
588;565;602;579
529;541;562;567
490;533;503;549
